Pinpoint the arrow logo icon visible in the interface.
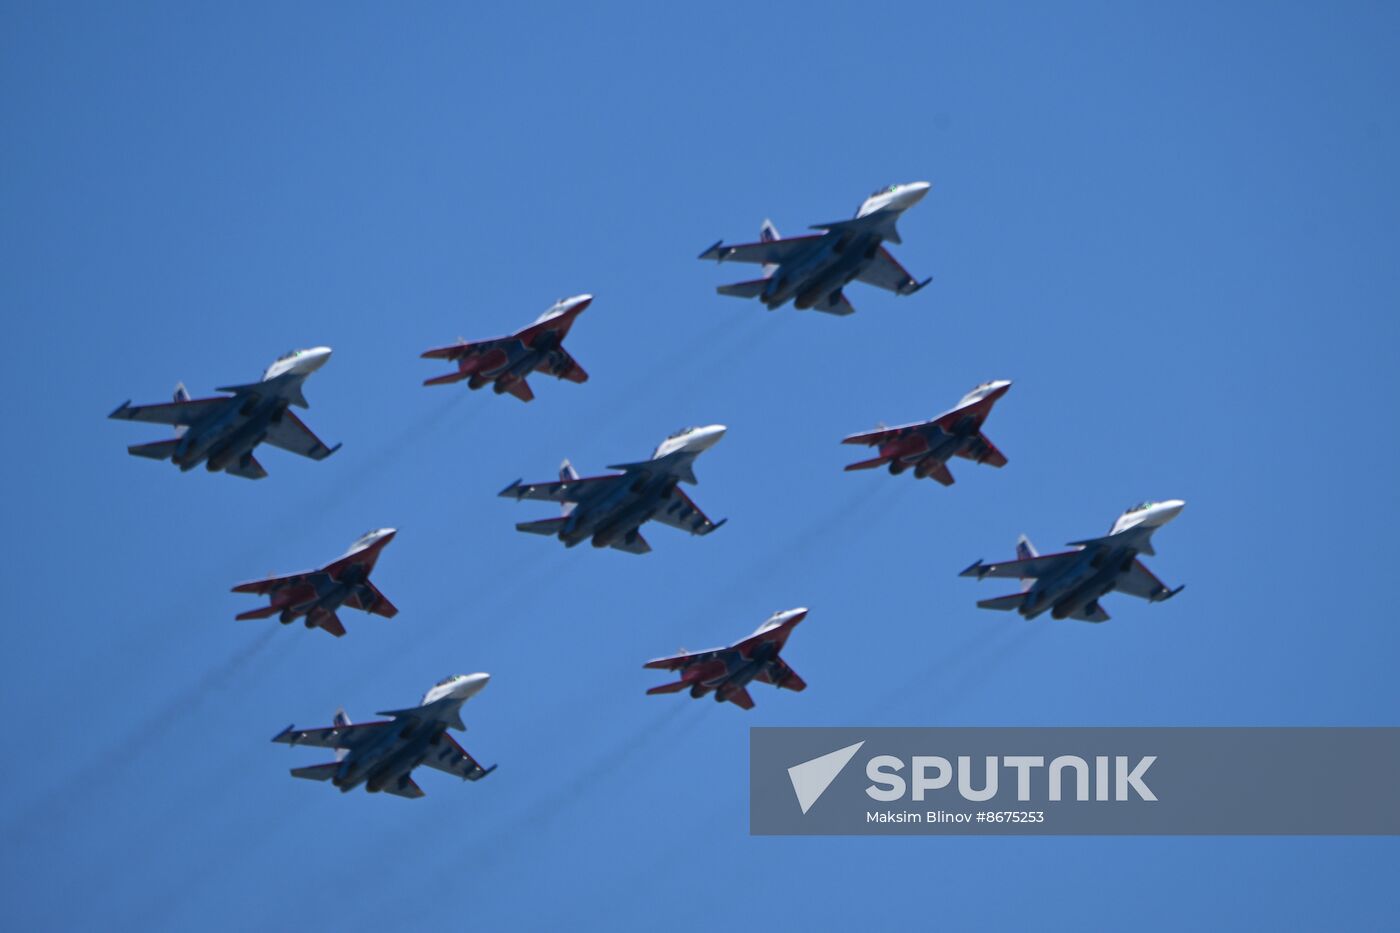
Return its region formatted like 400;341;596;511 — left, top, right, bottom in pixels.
787;741;864;814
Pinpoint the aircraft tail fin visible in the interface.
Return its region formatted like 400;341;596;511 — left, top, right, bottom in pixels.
516;516;568;537
559;460;579;516
307;607;345;637
172;383;190;437
977;592;1029;612
1016;535;1038;592
128;438;181;461
760;219;780;276
333;708;352;761
290;761;340;782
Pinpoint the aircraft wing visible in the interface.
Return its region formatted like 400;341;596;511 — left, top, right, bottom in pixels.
644;646;724;671
535;347;588;383
264;411;340;460
420;336;520;361
231;570;323;596
1116;559;1179;601
699;235;824;266
961;550;1081;580
953;432;1008;467
756;658;807;692
652;486;725;536
109;395;228;426
273;720;391;751
499;473;621;503
842;421;927;446
343;581;398;618
855;247;928;295
421;733;495;782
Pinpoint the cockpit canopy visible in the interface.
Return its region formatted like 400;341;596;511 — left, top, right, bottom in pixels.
869;184;901;198
1124;501;1155;514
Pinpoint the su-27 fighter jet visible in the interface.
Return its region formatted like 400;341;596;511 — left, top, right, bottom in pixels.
699;182;932;316
843;380;1012;485
499;425;727;554
961;500;1187;623
645;608;809;710
108;347;340;479
231;529;399;637
420;294;591;401
273;674;496;799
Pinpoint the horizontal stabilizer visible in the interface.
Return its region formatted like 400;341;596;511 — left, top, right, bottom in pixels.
716;278;770;299
423;370;469;386
646;680;691;695
290;762;340;782
611;532;651;555
516;516;568;536
843;455;890;471
235;605;281;620
977;592;1028;612
501;378;534;402
128;438;180;461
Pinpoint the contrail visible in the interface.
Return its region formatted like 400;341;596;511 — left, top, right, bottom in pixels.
4;629;279;839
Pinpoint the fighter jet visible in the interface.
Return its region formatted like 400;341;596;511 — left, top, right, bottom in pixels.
420;294;591;401
499;425;727;554
843;380;1012;485
108;347;339;479
645;608;809;710
960;501;1186;623
232;529;399;638
272;674;496;799
698;182;932;316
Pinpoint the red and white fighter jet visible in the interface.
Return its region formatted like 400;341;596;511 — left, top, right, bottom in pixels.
842;380;1012;486
232;529;399;637
645;608;809;710
420;295;591;402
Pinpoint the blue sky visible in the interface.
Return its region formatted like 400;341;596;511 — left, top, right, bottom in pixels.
3;2;1398;929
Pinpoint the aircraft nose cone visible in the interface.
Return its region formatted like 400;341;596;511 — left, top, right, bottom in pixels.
691;424;727;451
781;607;809;624
301;346;333;372
569;294;593;311
1156;500;1186;522
464;672;491;693
899;181;931;207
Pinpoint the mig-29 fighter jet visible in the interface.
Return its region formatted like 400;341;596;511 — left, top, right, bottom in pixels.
420;294;591;401
698;182;932;316
645;608;809;710
108;347;339;479
961;500;1187;623
232;528;399;637
499;425;727;554
273;674;496;799
843;380;1012;485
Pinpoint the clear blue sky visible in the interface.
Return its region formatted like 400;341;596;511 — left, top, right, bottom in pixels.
3;2;1398;930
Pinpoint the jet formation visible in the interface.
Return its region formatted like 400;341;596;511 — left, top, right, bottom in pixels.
843;380;1012;485
109;347;339;479
273;674;496;798
421;295;591;401
98;177;1190;806
961;500;1186;622
699;182;931;315
645;608;808;710
499;425;728;554
232;529;399;638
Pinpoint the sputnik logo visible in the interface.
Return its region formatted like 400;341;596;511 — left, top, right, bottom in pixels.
787;741;865;814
